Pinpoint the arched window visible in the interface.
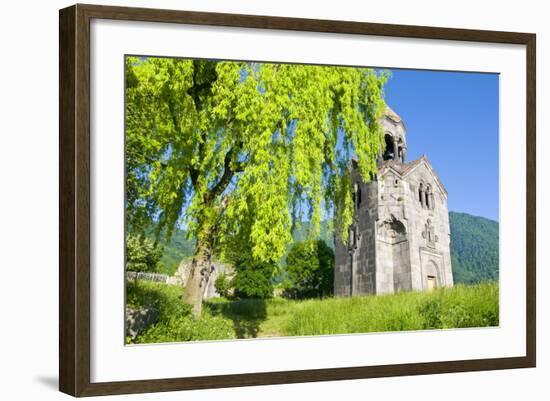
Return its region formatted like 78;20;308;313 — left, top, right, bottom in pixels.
426;185;436;210
419;182;429;208
425;185;432;209
355;182;362;210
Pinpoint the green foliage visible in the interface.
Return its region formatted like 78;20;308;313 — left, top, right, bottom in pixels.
418;282;499;329
125;57;388;267
284;240;334;298
449;212;499;284
283;282;499;336
126;280;234;343
231;253;276;299
137;314;236;343
214;272;232;298
291;220;334;248
125;234;163;273
125;224;195;275
126;280;190;321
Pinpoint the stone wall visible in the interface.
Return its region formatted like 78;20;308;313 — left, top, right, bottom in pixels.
169;260;233;299
402;161;453;291
376;170;412;293
126;261;235;300
125;306;158;340
334;172;378;296
126;271;169;283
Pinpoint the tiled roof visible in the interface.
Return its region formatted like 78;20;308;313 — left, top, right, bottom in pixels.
383;105;403;124
377;158;420;174
377;156;448;196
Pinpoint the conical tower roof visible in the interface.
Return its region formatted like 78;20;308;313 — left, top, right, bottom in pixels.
383;104;403;124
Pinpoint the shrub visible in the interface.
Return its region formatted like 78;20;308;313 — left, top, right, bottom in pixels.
214;272;232;298
126;234;163;272
127;280;235;343
285;239;334;298
231;253;276;299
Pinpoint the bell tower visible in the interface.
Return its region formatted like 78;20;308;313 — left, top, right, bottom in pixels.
380;106;407;163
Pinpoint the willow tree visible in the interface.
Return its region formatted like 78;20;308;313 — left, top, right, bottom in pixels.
125;57;387;316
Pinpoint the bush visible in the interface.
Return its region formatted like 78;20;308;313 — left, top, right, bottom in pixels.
231;253;276;299
137;313;236;343
285;240;334;298
127;280;235;343
214;272;232;298
126;234;163;272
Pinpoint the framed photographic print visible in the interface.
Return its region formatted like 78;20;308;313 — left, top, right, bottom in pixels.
59;3;536;397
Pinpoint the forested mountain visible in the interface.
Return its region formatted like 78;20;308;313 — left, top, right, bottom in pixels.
156;228;195;275
449;211;499;284
154;212;499;284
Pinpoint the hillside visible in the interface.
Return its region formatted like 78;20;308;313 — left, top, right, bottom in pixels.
449;211;499;284
156;212;499;284
156;228;195;275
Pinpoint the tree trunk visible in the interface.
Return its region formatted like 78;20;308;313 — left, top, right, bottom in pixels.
184;238;213;317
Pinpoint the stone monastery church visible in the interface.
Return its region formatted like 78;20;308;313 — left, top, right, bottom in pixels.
334;106;454;296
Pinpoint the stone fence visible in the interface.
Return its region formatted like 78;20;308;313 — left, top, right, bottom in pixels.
126;271;169;283
126;261;234;299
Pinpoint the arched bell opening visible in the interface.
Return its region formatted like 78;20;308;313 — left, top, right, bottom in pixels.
382;133;397;161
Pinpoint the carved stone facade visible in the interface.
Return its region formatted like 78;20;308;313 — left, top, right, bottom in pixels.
334;106;453;296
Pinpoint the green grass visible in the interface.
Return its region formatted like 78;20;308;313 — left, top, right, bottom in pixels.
127;281;499;343
282;282;498;336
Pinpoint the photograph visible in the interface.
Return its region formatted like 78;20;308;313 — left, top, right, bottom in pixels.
124;56;500;345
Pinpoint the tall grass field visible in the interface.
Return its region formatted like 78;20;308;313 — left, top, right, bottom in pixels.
126;281;499;344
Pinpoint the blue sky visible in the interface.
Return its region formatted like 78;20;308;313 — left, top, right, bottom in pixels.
381;69;499;221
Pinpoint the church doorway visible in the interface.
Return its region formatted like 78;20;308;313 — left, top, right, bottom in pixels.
423;259;441;291
427;275;436;292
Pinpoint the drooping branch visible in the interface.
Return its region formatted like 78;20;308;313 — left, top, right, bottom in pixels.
206;142;244;203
